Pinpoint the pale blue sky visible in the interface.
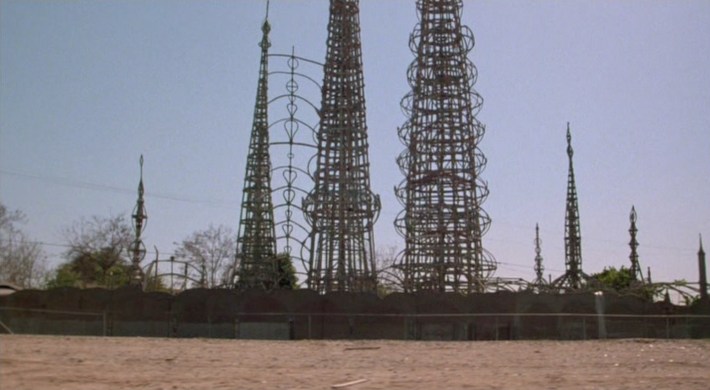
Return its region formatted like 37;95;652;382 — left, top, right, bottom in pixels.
1;0;709;286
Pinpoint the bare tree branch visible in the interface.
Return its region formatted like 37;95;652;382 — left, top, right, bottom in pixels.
0;203;47;288
174;224;236;288
375;245;404;294
61;214;132;262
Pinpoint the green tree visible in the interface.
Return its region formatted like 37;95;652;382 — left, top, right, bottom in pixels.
46;214;133;289
591;265;656;300
46;249;131;289
275;253;298;289
592;266;635;292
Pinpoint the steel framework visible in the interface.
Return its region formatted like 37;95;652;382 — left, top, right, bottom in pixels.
394;0;495;293
532;224;546;290
552;124;588;291
235;8;279;290
129;155;147;286
699;235;708;304
267;49;322;284
628;206;643;281
304;0;380;293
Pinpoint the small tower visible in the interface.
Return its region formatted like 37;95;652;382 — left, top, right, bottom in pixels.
303;0;381;293
129;155;147;286
552;123;586;291
532;224;546;290
628;206;643;281
235;2;279;289
699;234;708;304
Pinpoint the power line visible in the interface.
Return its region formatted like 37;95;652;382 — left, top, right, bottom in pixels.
0;237;178;258
0;169;237;208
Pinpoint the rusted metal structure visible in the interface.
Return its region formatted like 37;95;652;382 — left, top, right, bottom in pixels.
267;48;322;283
532;224;546;290
552;124;588;291
303;0;380;293
628;206;643;281
394;0;495;293
129;155;147;286
234;6;279;289
699;235;708;304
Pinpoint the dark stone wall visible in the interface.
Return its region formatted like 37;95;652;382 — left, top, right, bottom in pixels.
1;287;708;339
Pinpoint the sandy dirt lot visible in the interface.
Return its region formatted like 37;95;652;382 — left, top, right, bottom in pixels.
1;335;708;389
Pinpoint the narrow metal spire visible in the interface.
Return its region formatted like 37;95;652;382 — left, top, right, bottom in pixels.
129;155;147;286
628;206;643;281
235;4;278;289
699;233;708;304
552;123;586;291
533;223;546;290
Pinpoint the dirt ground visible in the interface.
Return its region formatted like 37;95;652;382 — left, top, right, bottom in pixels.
1;335;709;390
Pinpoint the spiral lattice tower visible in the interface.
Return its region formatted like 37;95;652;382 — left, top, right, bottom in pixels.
394;0;495;294
304;0;380;293
628;206;643;282
533;224;546;289
235;12;279;289
130;155;147;286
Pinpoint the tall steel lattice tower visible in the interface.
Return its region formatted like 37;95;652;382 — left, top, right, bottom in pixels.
394;0;495;294
304;0;380;294
553;123;586;291
235;6;279;289
628;206;643;281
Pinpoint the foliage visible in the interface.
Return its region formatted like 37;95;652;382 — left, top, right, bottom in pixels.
46;214;133;289
591;265;656;300
46;257;130;289
0;203;47;288
274;253;298;289
592;266;635;292
174;224;236;288
61;214;133;262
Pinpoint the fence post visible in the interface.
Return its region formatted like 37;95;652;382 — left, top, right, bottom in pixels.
665;317;670;339
102;311;107;337
307;315;312;340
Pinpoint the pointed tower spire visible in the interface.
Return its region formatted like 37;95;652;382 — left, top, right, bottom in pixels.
698;234;708;304
628;206;643;281
533;224;546;290
394;0;495;294
552;123;585;291
129;155;147;286
235;2;279;289
303;0;381;293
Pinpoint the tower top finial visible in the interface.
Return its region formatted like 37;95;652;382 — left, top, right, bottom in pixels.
138;155;144;197
630;205;637;223
261;0;271;36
